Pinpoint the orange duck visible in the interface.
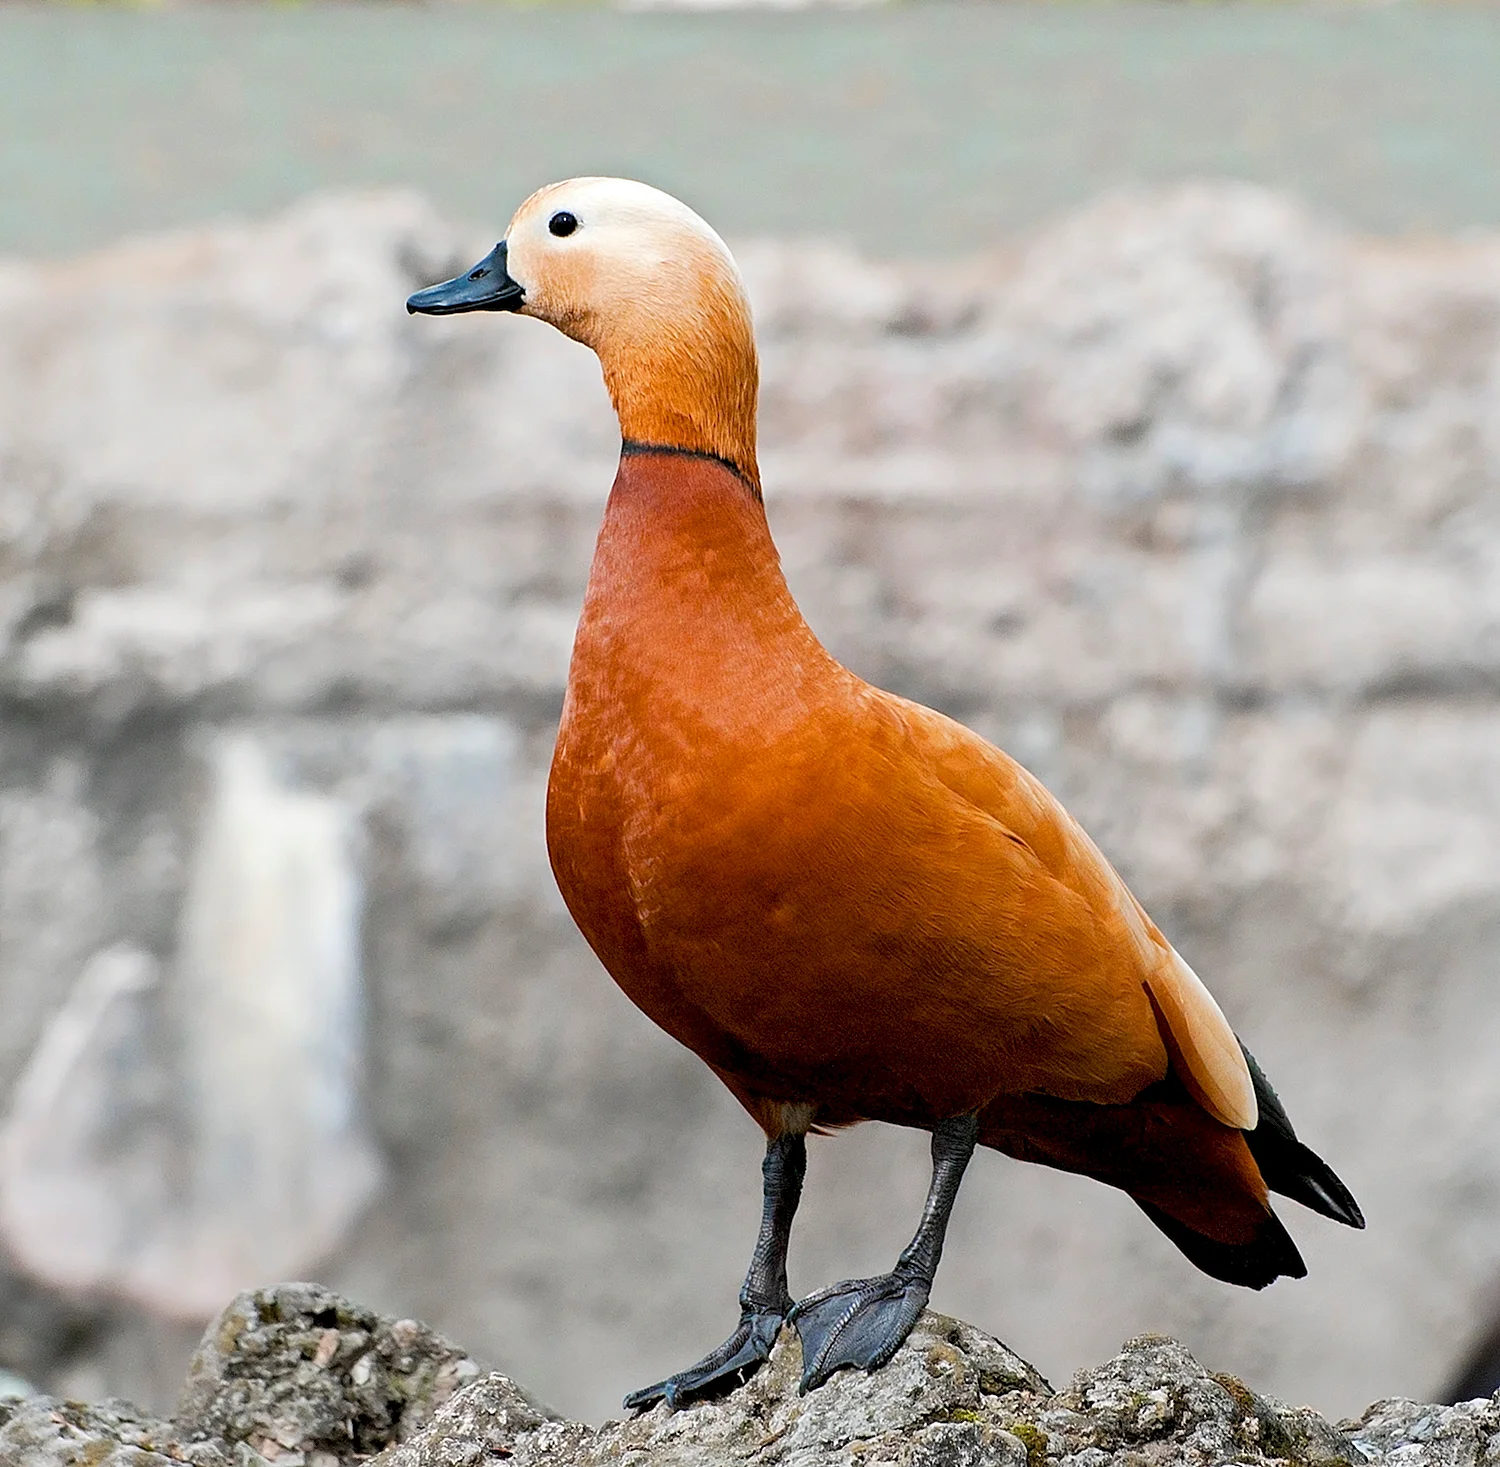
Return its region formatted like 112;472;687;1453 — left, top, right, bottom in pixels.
408;179;1363;1409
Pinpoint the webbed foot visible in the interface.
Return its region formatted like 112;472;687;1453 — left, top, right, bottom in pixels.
789;1270;929;1393
623;1308;785;1411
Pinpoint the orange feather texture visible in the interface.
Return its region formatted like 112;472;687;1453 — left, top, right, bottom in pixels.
546;455;1261;1187
429;177;1358;1282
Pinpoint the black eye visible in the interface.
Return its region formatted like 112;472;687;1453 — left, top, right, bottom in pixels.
549;211;579;238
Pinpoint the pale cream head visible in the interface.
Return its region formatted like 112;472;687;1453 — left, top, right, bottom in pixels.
504;178;761;491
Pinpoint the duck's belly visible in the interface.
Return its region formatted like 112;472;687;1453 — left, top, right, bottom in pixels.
545;713;1165;1129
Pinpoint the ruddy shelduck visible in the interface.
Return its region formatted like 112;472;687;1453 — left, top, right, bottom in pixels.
408;178;1363;1409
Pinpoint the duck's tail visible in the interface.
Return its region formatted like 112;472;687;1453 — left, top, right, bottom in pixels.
978;1043;1361;1292
1130;1040;1363;1288
1133;1195;1306;1289
1238;1042;1365;1230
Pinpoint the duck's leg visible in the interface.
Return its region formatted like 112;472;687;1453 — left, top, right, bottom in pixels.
624;1130;807;1411
789;1112;978;1394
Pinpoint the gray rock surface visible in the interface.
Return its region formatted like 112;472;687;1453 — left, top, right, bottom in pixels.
0;186;1499;1420
2;1287;1494;1467
173;1282;497;1461
0;1282;542;1467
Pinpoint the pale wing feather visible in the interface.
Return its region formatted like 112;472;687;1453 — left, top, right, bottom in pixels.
1147;946;1258;1131
1060;810;1256;1132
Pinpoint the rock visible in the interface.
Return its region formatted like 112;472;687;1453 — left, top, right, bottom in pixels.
3;1288;1491;1466
173;1282;499;1461
2;186;1500;1418
0;1283;541;1467
1346;1393;1500;1467
373;1371;567;1467
0;1396;191;1467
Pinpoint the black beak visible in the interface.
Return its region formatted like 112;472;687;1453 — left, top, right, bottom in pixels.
406;241;524;315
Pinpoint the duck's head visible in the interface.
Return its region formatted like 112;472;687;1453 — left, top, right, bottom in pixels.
408;177;760;493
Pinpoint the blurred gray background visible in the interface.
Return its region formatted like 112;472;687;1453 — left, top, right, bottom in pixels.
3;2;1500;256
2;0;1500;1430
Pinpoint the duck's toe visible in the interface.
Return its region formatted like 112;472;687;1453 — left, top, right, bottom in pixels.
789;1272;930;1393
623;1308;785;1412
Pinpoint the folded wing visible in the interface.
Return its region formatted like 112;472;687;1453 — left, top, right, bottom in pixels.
891;694;1256;1131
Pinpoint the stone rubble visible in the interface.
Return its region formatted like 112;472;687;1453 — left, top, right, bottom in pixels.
4;1284;1498;1467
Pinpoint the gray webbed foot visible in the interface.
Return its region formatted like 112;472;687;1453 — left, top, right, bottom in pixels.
623;1308;785;1411
789;1270;930;1393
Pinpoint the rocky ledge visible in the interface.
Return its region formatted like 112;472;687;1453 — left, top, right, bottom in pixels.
3;1284;1495;1467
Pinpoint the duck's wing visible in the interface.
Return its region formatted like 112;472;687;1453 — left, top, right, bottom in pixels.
889;694;1257;1132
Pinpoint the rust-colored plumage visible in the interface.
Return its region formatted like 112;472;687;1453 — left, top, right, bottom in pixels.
547;448;1270;1221
409;177;1362;1408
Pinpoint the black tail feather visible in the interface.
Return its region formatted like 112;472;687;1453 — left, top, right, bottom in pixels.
1135;1197;1307;1289
1240;1043;1364;1230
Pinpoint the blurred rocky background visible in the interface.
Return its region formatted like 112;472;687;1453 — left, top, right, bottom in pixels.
2;0;1500;1435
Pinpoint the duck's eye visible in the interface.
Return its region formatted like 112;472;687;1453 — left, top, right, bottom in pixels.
548;211;579;238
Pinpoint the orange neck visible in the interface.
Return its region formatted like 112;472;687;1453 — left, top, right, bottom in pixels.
591;281;761;497
572;450;825;710
588;449;783;618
